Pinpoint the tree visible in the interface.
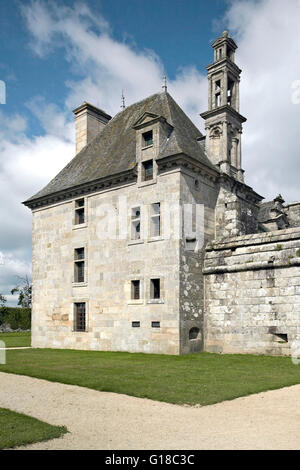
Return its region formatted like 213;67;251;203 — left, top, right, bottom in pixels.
11;276;32;308
0;294;6;308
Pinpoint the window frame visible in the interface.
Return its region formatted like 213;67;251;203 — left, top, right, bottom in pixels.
142;130;153;148
150;278;161;300
74;198;86;226
131;206;141;241
74;302;87;332
150;202;161;238
74;247;86;284
131;280;141;300
142;159;154;182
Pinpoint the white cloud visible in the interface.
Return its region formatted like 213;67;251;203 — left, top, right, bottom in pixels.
222;0;300;201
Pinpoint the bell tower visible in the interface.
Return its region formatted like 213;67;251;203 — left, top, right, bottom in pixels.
201;31;246;182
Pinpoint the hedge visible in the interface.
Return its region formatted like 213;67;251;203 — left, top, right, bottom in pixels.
0;307;31;330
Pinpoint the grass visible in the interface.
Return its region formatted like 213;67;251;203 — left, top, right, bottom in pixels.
0;407;67;449
1;349;300;406
0;332;31;348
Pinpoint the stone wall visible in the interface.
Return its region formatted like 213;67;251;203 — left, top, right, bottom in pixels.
179;171;217;354
286;202;300;228
215;177;261;239
31;170;182;354
204;227;300;356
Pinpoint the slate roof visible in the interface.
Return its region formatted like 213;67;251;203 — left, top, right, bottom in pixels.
24;91;217;205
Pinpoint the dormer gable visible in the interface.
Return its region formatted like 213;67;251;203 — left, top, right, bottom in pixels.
133;112;172;131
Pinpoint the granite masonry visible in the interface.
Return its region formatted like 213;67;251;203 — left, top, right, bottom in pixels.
24;31;300;356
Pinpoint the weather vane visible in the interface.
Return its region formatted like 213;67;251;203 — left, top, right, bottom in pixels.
162;73;167;92
121;91;126;110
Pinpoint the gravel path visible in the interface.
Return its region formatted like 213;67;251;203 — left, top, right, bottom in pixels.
1;371;300;450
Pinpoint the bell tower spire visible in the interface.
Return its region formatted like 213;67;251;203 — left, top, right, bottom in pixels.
201;31;246;182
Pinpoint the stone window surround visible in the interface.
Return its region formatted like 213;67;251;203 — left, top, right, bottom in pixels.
128;278;144;305
127;276;164;305
72;299;89;333
73;196;88;230
128;202;164;245
72;242;88;287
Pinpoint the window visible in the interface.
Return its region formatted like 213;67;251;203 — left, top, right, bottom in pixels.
150;279;160;299
142;160;153;181
150;203;161;237
74;302;86;331
132;321;140;328
152;321;160;328
131;280;140;300
142;130;153;147
131;207;141;240
75;198;85;225
74;248;85;283
189;327;200;340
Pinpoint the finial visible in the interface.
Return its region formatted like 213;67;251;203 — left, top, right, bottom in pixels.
162;73;167;92
121;91;126;110
222;30;229;38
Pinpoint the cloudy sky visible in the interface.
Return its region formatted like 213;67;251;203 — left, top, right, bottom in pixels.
1;0;300;305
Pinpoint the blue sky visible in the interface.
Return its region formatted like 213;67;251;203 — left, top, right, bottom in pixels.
1;0;300;306
1;0;228;136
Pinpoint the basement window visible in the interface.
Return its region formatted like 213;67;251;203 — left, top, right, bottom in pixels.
74;302;86;332
152;321;160;328
142;130;153;147
142;160;153;181
150;279;160;300
132;321;140;328
189;327;200;340
75;198;85;225
74;247;85;283
131;280;141;300
275;333;288;343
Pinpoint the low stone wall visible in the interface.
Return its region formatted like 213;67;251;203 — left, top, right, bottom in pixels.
203;227;300;356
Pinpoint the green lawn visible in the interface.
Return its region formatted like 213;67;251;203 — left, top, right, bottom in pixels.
0;332;31;348
1;349;300;405
0;407;67;449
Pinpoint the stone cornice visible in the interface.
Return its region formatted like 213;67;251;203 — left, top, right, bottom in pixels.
23;168;137;210
156;153;219;182
200;105;247;124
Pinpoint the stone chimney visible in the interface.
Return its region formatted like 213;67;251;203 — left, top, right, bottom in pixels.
73;102;112;154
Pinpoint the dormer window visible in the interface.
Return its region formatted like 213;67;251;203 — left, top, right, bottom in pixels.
142;130;153;147
142;160;153;181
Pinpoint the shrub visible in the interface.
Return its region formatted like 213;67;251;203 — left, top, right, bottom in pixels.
0;307;31;330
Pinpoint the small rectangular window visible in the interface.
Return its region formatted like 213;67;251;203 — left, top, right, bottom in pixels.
152;321;160;328
131;280;140;300
75;198;85;225
74;248;85;283
142;130;153;147
150;202;161;237
132;321;140;328
131;207;141;240
150;279;160;299
74;302;86;331
142;160;153;181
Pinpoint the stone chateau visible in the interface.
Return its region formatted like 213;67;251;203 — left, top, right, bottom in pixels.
24;31;300;356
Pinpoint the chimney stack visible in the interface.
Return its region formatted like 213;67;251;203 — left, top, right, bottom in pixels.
73;102;112;154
